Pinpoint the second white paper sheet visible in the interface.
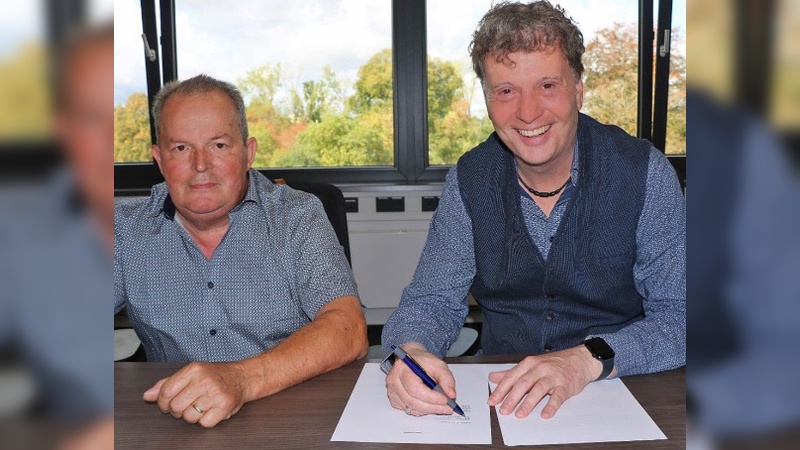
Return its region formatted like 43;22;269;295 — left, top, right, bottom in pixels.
331;363;492;444
484;364;666;446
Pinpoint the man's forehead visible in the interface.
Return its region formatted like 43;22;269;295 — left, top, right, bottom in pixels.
163;89;235;111
489;46;563;65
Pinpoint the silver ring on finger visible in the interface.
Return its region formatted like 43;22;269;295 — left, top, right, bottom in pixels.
404;406;413;415
192;404;205;415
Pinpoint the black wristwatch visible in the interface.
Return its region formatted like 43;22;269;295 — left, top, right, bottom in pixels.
584;337;615;381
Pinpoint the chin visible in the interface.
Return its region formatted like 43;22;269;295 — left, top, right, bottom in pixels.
184;198;224;214
513;151;556;168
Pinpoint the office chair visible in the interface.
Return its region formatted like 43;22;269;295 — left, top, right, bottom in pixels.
366;327;480;360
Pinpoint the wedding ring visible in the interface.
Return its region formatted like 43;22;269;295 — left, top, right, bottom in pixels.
404;406;412;415
192;404;205;414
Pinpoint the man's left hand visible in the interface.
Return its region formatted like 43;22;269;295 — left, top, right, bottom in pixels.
143;361;250;428
487;345;605;419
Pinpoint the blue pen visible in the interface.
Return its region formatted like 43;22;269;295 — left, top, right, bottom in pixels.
391;345;466;416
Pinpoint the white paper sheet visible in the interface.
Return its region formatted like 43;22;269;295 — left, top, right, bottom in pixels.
331;363;492;444
484;364;667;446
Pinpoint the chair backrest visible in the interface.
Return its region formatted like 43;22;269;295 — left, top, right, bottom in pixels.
275;179;352;266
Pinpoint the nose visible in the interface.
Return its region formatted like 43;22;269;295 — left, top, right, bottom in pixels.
516;91;542;124
191;147;211;172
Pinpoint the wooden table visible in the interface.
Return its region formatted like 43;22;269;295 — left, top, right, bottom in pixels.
115;356;685;449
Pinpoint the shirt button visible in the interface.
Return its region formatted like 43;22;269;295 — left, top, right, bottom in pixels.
210;329;217;336
546;312;555;321
549;235;554;242
208;282;214;289
544;345;553;352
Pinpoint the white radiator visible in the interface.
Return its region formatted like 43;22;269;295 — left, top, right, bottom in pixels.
340;185;443;325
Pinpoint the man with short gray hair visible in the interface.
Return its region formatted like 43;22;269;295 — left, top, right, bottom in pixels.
114;74;368;428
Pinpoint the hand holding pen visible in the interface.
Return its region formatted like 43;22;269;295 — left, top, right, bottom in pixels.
383;343;465;417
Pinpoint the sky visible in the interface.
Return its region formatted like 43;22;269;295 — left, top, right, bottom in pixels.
114;0;687;111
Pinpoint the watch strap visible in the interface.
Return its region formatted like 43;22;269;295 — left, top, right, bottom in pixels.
584;337;615;381
596;356;614;381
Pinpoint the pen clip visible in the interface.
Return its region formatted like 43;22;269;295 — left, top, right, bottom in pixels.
380;351;394;375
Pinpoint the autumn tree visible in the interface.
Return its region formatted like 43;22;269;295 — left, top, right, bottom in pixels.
583;22;686;154
114;92;152;162
427;57;494;165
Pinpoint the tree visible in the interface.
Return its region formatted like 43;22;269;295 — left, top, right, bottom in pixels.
114;92;152;162
427;57;494;165
583;22;686;154
348;49;393;114
237;64;283;107
288;66;347;123
286;50;395;167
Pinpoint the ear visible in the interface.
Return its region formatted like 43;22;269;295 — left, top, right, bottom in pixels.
151;145;165;174
575;77;584;111
245;137;257;169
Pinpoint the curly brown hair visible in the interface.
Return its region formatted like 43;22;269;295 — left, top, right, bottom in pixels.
469;1;585;83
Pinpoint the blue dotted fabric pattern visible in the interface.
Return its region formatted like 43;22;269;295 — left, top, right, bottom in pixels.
115;170;358;363
383;141;685;377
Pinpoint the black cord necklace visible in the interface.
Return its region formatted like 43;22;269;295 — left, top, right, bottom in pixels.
517;173;570;198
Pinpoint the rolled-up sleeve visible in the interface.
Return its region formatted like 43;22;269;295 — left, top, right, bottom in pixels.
290;195;359;320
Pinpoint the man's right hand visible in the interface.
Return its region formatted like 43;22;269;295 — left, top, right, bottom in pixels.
142;361;249;428
385;343;456;416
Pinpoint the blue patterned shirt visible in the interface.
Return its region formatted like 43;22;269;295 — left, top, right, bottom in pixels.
383;142;686;376
114;170;358;363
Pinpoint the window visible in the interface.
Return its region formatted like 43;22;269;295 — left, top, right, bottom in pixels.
426;0;658;164
115;0;685;191
425;0;493;166
177;1;392;169
664;0;686;155
114;1;153;163
114;0;394;169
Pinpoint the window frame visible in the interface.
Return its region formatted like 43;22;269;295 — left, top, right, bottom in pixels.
114;0;685;196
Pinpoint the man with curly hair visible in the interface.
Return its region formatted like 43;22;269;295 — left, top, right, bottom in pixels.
383;1;685;420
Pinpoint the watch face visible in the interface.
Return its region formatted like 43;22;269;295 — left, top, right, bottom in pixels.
585;337;615;360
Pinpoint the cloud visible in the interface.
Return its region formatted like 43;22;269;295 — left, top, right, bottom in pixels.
113;0;687;106
114;0;148;104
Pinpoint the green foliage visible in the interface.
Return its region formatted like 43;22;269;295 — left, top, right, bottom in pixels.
427;57;493;165
348;49;393;115
584;22;686;154
114;92;152;162
238;64;283;106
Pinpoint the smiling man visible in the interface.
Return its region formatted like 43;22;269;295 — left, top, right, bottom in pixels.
382;1;685;420
114;74;367;428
